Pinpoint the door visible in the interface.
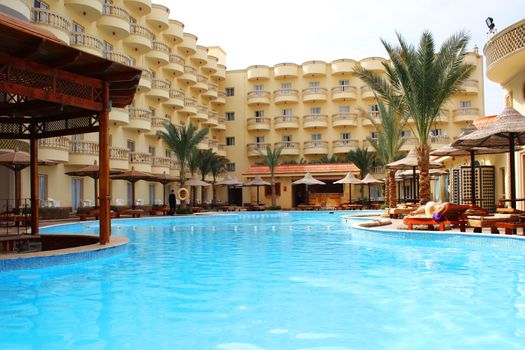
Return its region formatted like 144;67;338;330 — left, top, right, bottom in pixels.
228;187;242;206
71;178;82;212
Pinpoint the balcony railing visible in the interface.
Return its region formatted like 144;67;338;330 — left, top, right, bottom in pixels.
129;107;152;121
169;54;185;65
274;89;299;98
274;115;299;124
129;152;152;164
275;141;300;150
70;32;103;51
197;75;208;84
332;113;358;123
103;51;134;66
248;90;271;98
152;79;170;89
130;24;154;40
102;4;130;22
302;87;328;97
333;139;359;148
303;114;328;122
247;143;269;153
453;107;479;117
139;67;153;81
197;105;208;114
331;85;357;94
152;156;170;168
184;97;197;107
208;82;218;91
170;159;181;170
208;139;218;148
304;141;328;149
430;135;450;144
109;147;129;161
401;137;418;145
247;117;271;126
371;166;386;174
31;8;70;31
38;136;69;150
69;140;99;155
184;65;197;74
151;41;170;54
169;89;184;99
151;117;169;128
462;79;478;88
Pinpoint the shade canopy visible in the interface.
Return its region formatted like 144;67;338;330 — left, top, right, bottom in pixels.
334;172;363;185
110;168;156;182
244;175;271;186
150;172;179;185
65;161;120;178
185;175;210;187
398;169;447;178
361;174;383;184
387;149;443;170
430;144;507;157
0;150;54;170
292;172;326;185
217;174;243;186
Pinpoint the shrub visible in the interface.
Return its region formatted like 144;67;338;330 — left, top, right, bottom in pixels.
176;207;193;215
267;205;281;210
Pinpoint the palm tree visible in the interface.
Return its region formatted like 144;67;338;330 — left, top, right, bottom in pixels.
157;123;208;208
209;154;229;206
259;145;283;207
197;149;215;205
347;147;376;199
355;31;474;204
366;100;407;208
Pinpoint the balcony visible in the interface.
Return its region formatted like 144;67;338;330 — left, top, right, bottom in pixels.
146;3;169;31
371;166;386;175
273;89;299;104
247;91;271;105
247;117;271;131
459;79;479;95
212;64;226;81
435;109;450;123
38;137;69;162
453;107;480;122
137;67;153;91
151;156;171;174
303;114;328;128
170;159;181;174
178;33;197;55
302;87;328;103
180;97;197;115
332;113;358;128
202;82;218;99
69;140;99;166
123;0;152;15
274;115;299;130
214;117;226;131
484;19;525;84
362;112;380;126
303;141;329;155
401;137;418;147
208;139;219;152
204;112;219;127
103;51;134;66
193;105;209;122
126;107;152;131
274;63;299;79
129;152;152;172
146;41;170;65
70;33;103;56
331;59;357;75
2;0;30;20
217;144;227;157
247;143;269;157
211;91;226;105
247;65;271;80
359;57;387;72
331;85;357;101
191;45;208;66
98;5;130;39
64;0;103;21
109;107;129;125
31;8;71;44
191;75;209;93
147;79;170;101
109;147;129;169
149;117;169;135
165;89;185;109
275;142;300;156
164;19;184;44
197;137;209;150
429;135;451;144
124;24;153;54
179;65;197;85
202;56;218;74
302;60;327;77
164;54;185;76
360;86;375;100
332;139;359;154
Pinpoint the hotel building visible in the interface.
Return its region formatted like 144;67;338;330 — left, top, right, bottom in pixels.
0;0;486;210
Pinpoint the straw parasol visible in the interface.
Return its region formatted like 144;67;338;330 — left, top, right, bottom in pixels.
217;174;243;186
334;172;363;203
387;149;442;202
361;173;383;202
0;149;54;209
110;168;156;209
453;107;525;209
185;175;210;206
292;172;326;204
150;171;179;206
244;175;270;205
65;160;121;208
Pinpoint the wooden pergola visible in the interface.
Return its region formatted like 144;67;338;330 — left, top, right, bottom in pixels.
0;13;140;244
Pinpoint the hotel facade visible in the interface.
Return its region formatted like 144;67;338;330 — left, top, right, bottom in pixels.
0;0;487;210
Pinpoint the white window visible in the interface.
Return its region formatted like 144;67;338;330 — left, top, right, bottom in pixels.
103;41;113;52
72;22;84;33
34;1;49;9
165;150;171;158
460;101;472;109
148;146;155;156
370;132;378;139
255;136;265;143
340;132;351;140
310;107;321;115
71;134;83;141
282;135;292;142
311;134;322;141
254;85;264;91
339;106;350;113
226;87;234;96
281;82;292;90
369;104;379;117
430;129;443;136
148;184;156;205
255;110;264;117
282;108;292;116
226;137;235;146
127;140;135;152
400;130;411;138
339;80;350;91
309;81;320;93
226;163;236;172
225;112;235;121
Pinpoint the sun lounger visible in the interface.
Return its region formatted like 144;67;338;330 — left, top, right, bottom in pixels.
78;210;117;221
403;203;471;232
117;209;143;218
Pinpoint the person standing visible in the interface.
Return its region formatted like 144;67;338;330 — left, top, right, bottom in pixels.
169;189;176;215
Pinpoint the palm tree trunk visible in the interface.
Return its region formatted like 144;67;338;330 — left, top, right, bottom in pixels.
388;169;397;208
212;180;216;206
417;144;431;205
271;175;276;207
384;176;389;207
179;167;186;209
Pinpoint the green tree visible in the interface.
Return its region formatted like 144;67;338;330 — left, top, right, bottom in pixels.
347;147;376;198
366;100;407;208
157;123;208;208
209;154;229;206
259;145;283;207
355;31;474;204
197;149;215;205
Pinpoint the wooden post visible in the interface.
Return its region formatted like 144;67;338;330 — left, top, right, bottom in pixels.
509;133;516;209
15;170;21;210
98;83;111;244
30;137;39;235
470;150;476;206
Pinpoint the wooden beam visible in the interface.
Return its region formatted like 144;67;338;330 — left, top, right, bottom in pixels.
98;82;111;244
30;137;38;235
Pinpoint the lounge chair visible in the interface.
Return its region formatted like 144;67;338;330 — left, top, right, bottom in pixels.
403;203;471;232
77;209;117;221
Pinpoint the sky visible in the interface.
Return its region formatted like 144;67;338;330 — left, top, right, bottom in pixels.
159;0;523;116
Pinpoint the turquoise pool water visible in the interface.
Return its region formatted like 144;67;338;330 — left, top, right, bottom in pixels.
1;211;525;349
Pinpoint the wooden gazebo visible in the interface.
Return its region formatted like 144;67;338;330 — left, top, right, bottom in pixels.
0;13;140;244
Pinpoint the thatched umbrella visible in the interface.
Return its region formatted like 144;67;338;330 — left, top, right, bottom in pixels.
110;168;156;209
65;160;121;208
453;107;525;209
0;149;54;210
292;172;326;204
334;172;363;203
387;149;442;202
243;175;270;205
361;173;383;203
185;175;210;206
150;171;179;206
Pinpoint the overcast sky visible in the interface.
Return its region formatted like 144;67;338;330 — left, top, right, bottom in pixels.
159;0;523;116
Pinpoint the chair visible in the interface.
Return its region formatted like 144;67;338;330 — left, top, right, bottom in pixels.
115;198;125;206
403;203;471;232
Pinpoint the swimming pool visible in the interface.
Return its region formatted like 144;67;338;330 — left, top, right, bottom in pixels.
1;211;525;349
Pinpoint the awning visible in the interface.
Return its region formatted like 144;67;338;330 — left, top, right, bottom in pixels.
243;163;360;177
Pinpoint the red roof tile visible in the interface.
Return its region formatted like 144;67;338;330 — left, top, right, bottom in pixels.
243;163;360;176
473;115;499;129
